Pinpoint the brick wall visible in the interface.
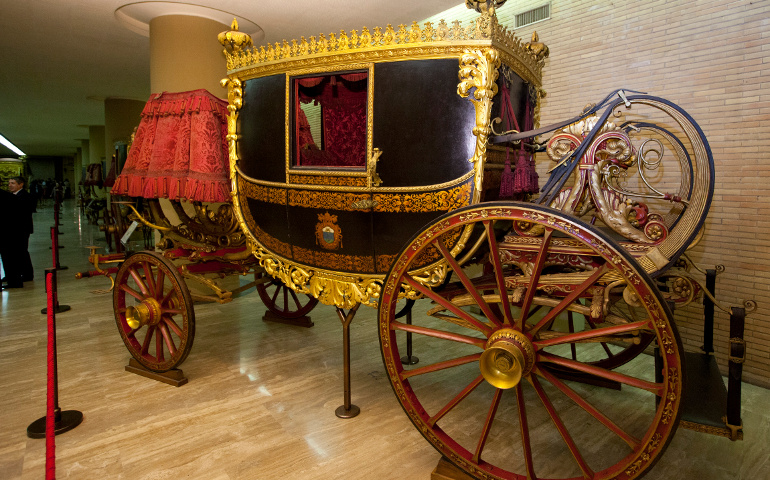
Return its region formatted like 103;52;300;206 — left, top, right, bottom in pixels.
501;0;770;387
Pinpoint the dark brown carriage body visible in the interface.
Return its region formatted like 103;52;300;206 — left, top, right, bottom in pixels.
227;34;543;298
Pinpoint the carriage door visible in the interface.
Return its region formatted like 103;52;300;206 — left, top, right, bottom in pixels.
286;70;378;276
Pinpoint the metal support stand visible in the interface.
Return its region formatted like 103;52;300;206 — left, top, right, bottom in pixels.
28;269;83;438
335;304;361;419
702;269;716;354
397;299;419;365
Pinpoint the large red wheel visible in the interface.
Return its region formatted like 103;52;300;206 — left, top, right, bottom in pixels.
256;271;319;319
379;202;683;480
114;251;194;372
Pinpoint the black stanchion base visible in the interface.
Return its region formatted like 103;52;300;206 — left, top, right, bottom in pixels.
55;265;69;271
335;404;360;419
27;410;83;439
49;246;65;249
41;305;72;315
125;358;188;387
400;355;420;365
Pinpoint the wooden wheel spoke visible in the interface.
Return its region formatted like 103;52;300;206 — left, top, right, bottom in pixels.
529;264;610;336
129;266;151;296
582;312;615;358
141;325;155;355
159;287;175;307
391;321;486;349
270;284;281;305
428;375;484;427
403;274;492;336
400;353;481;380
517;228;553;330
162;308;183;315
155;268;166;298
289;289;303;310
433;237;502;328
143;261;156;297
535;366;641;450
529;375;594;479
515;383;537;480
535;319;652;349
484;220;514;326
282;286;289;312
472;388;503;464
155;327;165;360
163;316;184;337
120;283;145;302
538;352;663;395
158;323;176;355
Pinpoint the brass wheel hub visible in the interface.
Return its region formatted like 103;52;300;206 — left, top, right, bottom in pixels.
125;297;162;330
479;328;535;389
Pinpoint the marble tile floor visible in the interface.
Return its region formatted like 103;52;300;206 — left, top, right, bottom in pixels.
0;200;768;479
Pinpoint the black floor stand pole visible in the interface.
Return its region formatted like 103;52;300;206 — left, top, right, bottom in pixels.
28;268;83;438
335;304;361;419
41;246;70;314
398;299;419;365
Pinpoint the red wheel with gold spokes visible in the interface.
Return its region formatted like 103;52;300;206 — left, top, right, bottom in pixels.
114;251;194;372
256;271;319;319
379;202;683;480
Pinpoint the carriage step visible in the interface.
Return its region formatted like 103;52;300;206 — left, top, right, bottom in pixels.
679;352;742;440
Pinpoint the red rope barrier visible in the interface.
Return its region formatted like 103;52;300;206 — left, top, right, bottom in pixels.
45;271;56;479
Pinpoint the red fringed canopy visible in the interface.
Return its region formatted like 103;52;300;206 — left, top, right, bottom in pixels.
111;89;230;203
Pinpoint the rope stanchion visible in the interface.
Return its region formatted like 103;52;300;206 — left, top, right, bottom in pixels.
50;225;68;271
28;269;83;451
41;244;70;314
50;226;68;271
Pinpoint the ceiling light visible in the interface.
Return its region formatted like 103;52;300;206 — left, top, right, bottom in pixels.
0;132;26;156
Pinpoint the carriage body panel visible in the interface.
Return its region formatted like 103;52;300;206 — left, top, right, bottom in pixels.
225;25;544;304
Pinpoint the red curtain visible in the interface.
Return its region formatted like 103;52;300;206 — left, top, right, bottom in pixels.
111;89;230;203
296;74;367;167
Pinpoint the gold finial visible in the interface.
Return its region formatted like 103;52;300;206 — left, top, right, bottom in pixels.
218;18;253;52
525;31;549;62
465;0;507;14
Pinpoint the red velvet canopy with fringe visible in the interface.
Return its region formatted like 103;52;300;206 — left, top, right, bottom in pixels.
111;89;230;203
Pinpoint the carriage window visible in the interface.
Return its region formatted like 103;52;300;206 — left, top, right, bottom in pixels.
293;71;368;168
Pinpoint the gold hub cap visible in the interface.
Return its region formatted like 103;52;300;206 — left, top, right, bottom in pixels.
125;297;162;330
479;329;535;389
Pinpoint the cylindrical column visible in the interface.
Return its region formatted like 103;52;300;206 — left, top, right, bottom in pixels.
104;98;145;165
149;15;227;97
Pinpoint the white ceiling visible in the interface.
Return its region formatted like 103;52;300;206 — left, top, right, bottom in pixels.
0;0;461;157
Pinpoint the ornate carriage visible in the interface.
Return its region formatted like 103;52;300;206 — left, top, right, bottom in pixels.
82;1;749;478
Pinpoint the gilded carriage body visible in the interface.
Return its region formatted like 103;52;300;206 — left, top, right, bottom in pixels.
222;11;546;308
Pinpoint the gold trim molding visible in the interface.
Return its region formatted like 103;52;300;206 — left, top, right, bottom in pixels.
223;13;543;88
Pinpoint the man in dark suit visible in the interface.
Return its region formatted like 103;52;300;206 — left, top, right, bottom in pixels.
1;176;35;288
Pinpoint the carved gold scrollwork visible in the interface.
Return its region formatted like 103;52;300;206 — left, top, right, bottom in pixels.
458;48;500;204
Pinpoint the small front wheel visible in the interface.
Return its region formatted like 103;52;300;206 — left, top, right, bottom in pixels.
114;251;195;372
